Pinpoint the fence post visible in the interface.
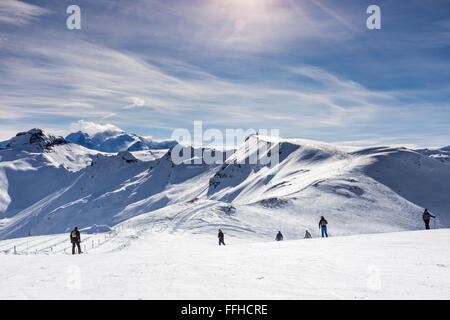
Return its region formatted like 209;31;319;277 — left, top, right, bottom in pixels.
92;240;94;248
14;246;17;255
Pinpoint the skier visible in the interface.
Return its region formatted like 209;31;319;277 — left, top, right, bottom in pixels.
422;209;436;230
319;216;328;238
70;226;82;254
275;231;283;241
218;229;226;246
304;230;312;239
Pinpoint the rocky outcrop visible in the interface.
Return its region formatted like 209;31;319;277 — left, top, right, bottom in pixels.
6;128;67;152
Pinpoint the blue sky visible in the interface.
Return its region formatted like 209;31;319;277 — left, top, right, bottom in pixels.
0;0;449;146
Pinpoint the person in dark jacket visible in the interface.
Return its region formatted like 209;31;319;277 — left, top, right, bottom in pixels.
218;229;225;246
319;216;328;238
275;231;283;241
304;230;312;239
70;226;82;254
422;209;436;230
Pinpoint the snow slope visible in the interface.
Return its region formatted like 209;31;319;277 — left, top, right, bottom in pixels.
0;130;449;240
415;146;450;164
0;227;449;299
355;146;450;226
0;140;8;149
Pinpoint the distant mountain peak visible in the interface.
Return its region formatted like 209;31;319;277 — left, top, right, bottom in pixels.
415;145;450;164
6;128;67;152
65;127;177;153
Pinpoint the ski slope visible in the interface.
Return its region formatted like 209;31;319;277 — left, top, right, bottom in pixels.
0;227;449;299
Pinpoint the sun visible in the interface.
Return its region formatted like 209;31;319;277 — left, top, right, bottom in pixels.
220;0;278;32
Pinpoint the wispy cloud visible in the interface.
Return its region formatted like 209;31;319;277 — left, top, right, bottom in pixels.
95;0;356;55
124;97;146;109
69;120;122;136
0;0;449;146
0;34;397;138
0;0;50;26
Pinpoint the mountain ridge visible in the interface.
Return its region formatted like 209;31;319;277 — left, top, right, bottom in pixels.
0;129;449;240
65;128;177;152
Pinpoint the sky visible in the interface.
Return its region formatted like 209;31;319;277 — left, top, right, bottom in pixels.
0;0;449;147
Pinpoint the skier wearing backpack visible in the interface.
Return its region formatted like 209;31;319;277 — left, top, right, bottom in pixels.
218;229;226;246
70;226;82;254
422;209;436;230
275;231;283;241
319;216;328;238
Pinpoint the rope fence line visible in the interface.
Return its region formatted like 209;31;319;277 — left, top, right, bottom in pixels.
1;219;148;255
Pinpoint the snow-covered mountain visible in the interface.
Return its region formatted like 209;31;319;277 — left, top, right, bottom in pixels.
0;128;449;240
65;127;177;152
3;128;67;152
415;146;450;164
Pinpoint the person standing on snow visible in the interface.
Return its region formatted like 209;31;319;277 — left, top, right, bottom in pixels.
218;229;226;246
422;209;436;230
275;231;283;241
304;230;312;239
319;216;328;238
70;226;82;254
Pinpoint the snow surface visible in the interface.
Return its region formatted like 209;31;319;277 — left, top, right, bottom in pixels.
415;146;450;164
0;226;449;299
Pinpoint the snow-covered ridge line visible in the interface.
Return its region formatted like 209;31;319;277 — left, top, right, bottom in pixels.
0;128;449;241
